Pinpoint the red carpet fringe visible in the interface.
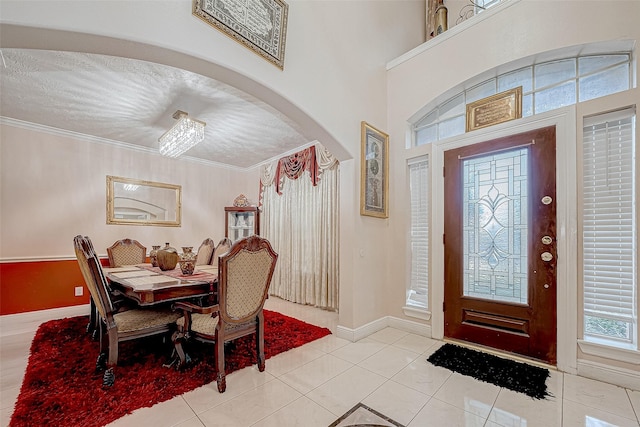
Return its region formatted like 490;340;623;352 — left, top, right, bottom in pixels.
10;310;331;427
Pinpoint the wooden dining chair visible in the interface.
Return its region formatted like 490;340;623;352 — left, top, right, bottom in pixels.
172;235;278;392
86;238;146;338
74;235;181;387
209;237;232;268
106;238;147;267
195;238;216;265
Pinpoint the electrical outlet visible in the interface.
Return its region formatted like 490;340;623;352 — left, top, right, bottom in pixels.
74;286;84;297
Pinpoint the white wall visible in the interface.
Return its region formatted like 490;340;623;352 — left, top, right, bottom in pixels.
0;0;425;329
0;124;252;258
386;0;640;385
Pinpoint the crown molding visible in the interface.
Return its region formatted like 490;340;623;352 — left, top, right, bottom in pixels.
0;116;249;171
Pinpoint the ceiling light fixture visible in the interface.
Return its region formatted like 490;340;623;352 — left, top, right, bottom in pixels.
158;110;206;158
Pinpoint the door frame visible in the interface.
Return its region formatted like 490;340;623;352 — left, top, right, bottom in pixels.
429;106;578;373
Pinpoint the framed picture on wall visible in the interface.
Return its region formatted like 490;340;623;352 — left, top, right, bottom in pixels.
360;121;389;218
193;0;288;69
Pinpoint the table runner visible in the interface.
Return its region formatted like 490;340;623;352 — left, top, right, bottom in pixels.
136;263;217;284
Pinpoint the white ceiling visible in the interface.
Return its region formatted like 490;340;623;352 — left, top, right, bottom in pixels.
0;48;311;168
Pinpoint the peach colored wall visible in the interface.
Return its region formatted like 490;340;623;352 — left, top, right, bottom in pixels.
0;125;254;259
0;124;256;313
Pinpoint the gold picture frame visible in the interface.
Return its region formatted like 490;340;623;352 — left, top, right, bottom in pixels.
466;86;523;132
107;176;182;227
193;0;288;69
360;122;389;218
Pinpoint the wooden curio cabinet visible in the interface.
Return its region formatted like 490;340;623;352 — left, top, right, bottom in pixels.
225;207;259;243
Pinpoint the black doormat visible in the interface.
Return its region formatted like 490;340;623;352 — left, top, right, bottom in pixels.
427;343;550;399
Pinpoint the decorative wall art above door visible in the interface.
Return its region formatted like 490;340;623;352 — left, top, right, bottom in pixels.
193;0;289;69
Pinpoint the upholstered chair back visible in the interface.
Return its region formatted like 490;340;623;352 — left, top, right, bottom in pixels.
210;237;232;267
74;235;113;319
195;238;216;265
107;239;146;267
218;236;278;325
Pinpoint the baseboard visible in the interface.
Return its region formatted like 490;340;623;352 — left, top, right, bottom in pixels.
0;304;90;338
577;359;640;391
336;316;431;342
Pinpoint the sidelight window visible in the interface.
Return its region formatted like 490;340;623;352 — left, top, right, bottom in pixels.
407;156;430;311
581;107;637;348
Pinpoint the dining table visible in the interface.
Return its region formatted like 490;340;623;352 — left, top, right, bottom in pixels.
104;264;218;307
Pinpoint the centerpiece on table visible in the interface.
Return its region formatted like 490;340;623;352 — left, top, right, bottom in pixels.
157;242;179;271
178;246;196;275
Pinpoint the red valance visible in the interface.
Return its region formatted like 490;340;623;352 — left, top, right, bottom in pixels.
274;146;319;195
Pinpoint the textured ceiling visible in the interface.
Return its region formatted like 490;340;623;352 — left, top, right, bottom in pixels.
0;49;311;168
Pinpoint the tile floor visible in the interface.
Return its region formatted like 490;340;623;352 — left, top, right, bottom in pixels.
1;297;639;427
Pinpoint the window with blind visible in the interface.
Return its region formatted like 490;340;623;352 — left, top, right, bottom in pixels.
407;156;429;310
582;107;637;347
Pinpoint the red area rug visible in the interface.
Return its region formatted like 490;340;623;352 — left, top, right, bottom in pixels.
10;310;331;427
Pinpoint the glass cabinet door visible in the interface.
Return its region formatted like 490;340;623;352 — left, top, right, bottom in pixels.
225;207;259;243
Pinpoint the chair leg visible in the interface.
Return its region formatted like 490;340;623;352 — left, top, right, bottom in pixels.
96;329;118;387
168;330;191;368
96;320;107;372
256;313;265;372
96;352;107;372
102;368;115;387
215;338;226;393
90;299;100;341
86;297;96;334
107;330;119;367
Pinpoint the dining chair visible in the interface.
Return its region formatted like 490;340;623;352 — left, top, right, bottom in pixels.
87;238;146;337
195;238;216;265
172;235;278;392
106;238;147;267
209;237;232;268
74;235;181;387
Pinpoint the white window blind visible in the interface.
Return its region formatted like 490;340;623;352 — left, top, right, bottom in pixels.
582;107;636;344
407;156;429;309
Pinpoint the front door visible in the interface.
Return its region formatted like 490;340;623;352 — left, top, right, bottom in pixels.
443;126;557;364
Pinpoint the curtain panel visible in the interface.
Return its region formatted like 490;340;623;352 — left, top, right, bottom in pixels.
260;144;339;310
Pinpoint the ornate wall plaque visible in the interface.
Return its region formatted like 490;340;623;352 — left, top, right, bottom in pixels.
360;122;389;218
193;0;288;69
466;86;523;132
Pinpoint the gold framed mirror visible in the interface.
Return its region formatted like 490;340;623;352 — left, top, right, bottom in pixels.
106;176;181;227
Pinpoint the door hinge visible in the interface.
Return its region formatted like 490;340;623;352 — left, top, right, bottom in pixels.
443;166;445;177
443;234;445;245
443;301;446;312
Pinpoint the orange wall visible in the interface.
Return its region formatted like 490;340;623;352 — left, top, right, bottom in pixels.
0;258;110;315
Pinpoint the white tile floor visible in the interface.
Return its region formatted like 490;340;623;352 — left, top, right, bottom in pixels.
2;297;639;427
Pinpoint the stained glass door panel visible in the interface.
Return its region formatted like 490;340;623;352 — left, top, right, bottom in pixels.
462;148;528;304
444;126;557;364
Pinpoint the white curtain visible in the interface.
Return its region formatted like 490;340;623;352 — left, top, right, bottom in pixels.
260;144;339;311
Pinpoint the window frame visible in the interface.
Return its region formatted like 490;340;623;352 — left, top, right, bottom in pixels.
412;53;632;147
404;155;431;319
580;107;637;350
